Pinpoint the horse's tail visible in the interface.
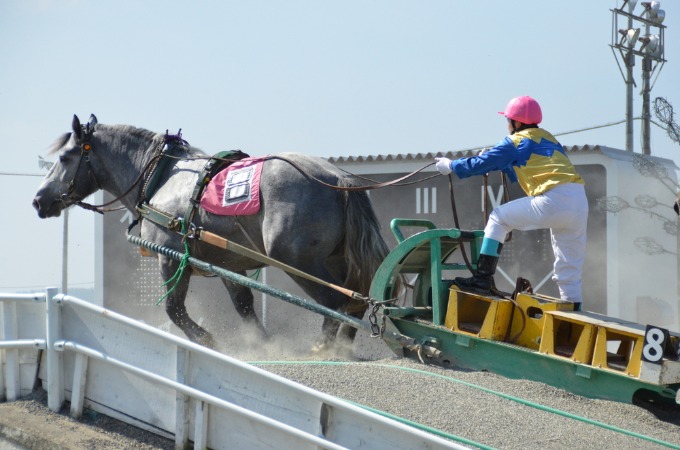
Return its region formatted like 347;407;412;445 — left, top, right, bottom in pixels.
338;177;390;297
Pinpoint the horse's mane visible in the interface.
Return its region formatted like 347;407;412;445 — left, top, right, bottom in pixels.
114;124;158;142
47;124;160;155
47;133;71;155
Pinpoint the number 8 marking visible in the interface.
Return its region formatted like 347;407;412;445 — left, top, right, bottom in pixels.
643;327;665;363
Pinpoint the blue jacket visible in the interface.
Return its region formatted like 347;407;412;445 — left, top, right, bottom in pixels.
450;128;584;196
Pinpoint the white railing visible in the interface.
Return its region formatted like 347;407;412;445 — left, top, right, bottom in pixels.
0;291;47;402
0;288;467;450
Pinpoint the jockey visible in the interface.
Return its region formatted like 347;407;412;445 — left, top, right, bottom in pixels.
435;96;588;307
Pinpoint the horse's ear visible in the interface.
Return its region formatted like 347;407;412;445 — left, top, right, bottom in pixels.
88;114;98;127
72;115;82;140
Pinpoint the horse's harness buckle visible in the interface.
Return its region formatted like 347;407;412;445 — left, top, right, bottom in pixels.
174;218;199;242
184;223;200;240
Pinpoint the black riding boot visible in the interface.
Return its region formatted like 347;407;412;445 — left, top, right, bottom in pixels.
454;254;499;292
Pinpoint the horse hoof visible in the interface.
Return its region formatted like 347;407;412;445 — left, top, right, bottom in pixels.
197;334;217;350
310;343;325;354
310;334;333;354
310;338;355;359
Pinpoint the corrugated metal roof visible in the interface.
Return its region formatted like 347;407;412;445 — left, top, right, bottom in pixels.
327;145;608;164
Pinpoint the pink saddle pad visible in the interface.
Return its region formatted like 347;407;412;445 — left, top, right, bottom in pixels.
200;157;265;215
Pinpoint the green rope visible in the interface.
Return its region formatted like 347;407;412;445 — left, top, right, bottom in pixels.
248;268;261;281
153;231;260;304
156;221;191;306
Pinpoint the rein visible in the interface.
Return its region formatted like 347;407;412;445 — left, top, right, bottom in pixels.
482;172;512;243
68;128;438;215
73;153;164;214
447;174;474;274
264;155;439;191
450;171;516;299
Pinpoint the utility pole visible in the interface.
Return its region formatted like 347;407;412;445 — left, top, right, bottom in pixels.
610;0;666;155
625;16;635;152
62;209;69;294
39;156;69;294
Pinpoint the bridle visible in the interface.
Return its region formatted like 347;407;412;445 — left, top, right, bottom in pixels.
60;124;171;215
60;122;104;212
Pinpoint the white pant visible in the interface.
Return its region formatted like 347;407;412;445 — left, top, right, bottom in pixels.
485;183;588;303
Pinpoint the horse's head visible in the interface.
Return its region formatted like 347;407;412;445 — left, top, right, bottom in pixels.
33;114;102;218
675;194;680;216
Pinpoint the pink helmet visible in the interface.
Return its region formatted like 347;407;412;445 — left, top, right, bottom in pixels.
498;96;542;125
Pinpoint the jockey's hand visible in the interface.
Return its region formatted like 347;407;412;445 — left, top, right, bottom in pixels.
478;147;490;156
435;157;453;175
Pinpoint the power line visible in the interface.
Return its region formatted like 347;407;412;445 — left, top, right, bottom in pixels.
0;172;44;177
554;119;628;137
554;116;670;137
0;281;94;291
4;117;674;182
456;118;654;154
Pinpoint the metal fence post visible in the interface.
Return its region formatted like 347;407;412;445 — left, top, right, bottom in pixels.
0;323;4;402
175;346;190;448
46;287;64;412
1;300;19;401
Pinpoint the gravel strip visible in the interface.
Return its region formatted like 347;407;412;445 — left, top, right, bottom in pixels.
215;323;680;450
256;357;680;450
2;327;678;450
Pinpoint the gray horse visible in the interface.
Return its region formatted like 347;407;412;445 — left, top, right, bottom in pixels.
33;114;389;351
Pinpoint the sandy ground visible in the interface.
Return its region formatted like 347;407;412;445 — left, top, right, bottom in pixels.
0;389;173;450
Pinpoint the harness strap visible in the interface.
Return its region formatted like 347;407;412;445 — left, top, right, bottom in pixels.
136;150;249;233
135;137;186;232
137;203;182;232
183;150;249;227
142;142;178;203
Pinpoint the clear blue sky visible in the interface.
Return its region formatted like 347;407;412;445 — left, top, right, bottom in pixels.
1;0;678;291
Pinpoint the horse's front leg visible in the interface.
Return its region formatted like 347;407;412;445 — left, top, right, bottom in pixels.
159;257;217;349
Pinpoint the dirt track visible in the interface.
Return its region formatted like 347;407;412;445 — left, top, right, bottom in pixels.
0;388;173;449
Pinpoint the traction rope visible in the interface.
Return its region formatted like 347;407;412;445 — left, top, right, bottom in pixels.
156;221;191;305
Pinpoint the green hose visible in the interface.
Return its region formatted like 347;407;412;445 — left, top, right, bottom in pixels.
251;361;680;450
352;401;493;450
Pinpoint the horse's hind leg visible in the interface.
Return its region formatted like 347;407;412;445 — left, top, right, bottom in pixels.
317;315;363;357
159;257;216;349
267;238;361;353
220;276;269;339
316;317;343;351
285;275;355;353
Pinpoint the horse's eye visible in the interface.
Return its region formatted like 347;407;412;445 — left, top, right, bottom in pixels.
59;154;68;163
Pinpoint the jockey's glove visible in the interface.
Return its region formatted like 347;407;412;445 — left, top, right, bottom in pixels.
435;157;453;175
